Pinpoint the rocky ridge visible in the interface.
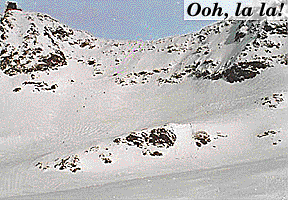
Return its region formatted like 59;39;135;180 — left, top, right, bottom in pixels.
1;10;287;91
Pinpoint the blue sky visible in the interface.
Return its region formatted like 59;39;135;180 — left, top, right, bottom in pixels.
1;0;217;40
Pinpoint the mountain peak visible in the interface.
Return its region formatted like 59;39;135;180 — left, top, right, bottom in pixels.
0;8;287;87
0;9;96;76
4;1;22;12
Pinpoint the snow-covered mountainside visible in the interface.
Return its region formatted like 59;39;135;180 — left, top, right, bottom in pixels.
0;8;287;200
1;10;287;82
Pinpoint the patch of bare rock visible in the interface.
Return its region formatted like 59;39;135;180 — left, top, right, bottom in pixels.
255;93;285;109
192;130;228;148
256;130;282;146
113;126;177;157
35;154;81;173
192;131;212;148
114;68;170;86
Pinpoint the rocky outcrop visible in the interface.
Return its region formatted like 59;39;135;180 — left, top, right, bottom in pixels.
12;87;21;92
111;126;177;157
21;80;58;93
115;126;177;150
256;130;282;146
35;154;81;173
255;93;285;109
193;131;212;148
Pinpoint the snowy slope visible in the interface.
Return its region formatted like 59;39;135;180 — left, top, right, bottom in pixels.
0;8;287;199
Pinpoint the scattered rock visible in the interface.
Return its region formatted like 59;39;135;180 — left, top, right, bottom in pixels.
43;154;81;173
257;130;277;138
193;131;211;147
256;130;282;146
217;133;228;137
99;153;113;164
113;138;121;145
257;93;284;109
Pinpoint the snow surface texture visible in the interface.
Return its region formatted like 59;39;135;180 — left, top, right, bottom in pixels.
0;9;288;200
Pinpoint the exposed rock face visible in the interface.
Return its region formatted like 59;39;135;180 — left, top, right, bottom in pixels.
84;145;100;154
154;20;287;86
35;154;81;173
0;11;70;76
193;131;212;148
21;80;58;92
119;127;176;149
38;51;67;69
256;130;283;146
257;130;277;138
148;128;177;148
72;126;177;166
12;87;21;92
1;10;287;87
113;126;177;157
99;153;112;164
212;61;270;83
255;93;285;109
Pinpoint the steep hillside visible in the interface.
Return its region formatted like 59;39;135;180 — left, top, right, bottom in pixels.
1;10;287;82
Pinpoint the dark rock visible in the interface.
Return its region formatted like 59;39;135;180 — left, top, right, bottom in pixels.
71;167;81;173
113;138;121;144
126;133;142;143
153;69;161;73
88;60;95;65
150;151;163;156
196;142;201;147
51;84;58;90
200;139;208;145
194;131;211;147
103;158;112;164
12;87;21;92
